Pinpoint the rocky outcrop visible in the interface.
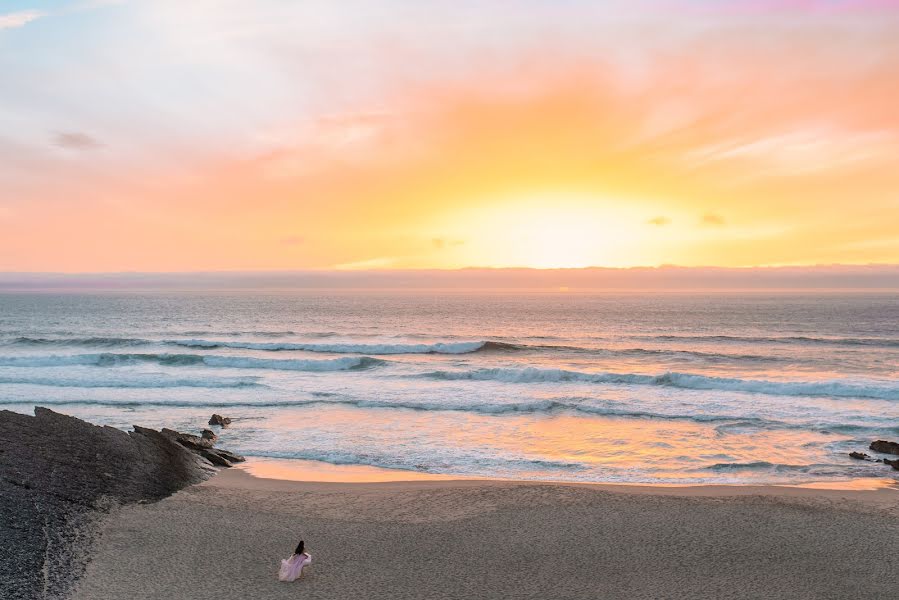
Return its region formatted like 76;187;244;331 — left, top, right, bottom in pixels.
869;440;899;456
160;427;215;451
155;428;245;466
884;458;899;471
848;452;870;460
208;414;232;427
0;408;243;599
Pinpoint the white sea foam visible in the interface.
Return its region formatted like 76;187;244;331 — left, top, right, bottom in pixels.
167;339;492;354
0;374;261;389
200;355;384;371
0;353;385;371
419;367;899;400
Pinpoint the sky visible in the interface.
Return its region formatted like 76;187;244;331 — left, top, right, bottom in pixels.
2;1;899;273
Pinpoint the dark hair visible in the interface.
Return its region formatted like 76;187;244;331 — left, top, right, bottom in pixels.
294;540;305;555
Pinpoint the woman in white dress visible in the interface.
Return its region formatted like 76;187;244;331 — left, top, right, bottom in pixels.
279;540;312;582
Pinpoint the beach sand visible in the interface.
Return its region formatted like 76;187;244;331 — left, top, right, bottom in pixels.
73;464;899;600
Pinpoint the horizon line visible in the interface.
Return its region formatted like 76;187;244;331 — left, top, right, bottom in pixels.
3;263;899;276
1;264;897;291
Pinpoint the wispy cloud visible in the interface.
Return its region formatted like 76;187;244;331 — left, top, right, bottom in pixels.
647;216;671;226
432;238;465;249
54;132;103;150
0;10;46;30
701;214;726;226
73;0;127;9
334;257;397;270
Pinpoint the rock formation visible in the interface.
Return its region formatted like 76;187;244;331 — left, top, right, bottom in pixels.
869;440;899;456
208;414;232;427
0;408;243;599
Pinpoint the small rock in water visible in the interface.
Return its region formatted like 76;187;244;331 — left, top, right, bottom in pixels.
208;414;232;427
201;429;217;442
869;440;899;456
884;458;899;471
849;452;870;460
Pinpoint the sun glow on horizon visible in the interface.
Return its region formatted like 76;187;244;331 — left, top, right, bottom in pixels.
432;195;661;269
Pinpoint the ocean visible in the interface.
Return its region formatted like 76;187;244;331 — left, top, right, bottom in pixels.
1;291;897;485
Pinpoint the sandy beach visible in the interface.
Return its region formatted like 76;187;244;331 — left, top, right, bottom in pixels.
72;464;899;600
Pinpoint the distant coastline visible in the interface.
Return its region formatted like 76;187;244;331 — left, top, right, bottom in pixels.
1;264;899;292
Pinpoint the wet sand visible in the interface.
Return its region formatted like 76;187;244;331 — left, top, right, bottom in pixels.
73;466;899;600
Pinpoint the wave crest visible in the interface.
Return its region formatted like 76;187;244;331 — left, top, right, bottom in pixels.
0;353;385;372
416;367;899;400
0;374;261;389
6;336;152;348
167;339;496;354
641;334;899;348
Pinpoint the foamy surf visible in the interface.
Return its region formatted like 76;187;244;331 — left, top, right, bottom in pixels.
166;339;502;354
2;291;898;486
633;334;899;348
0;353;385;372
0;374;262;388
418;367;899;400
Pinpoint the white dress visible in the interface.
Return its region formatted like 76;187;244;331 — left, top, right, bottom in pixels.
279;552;312;582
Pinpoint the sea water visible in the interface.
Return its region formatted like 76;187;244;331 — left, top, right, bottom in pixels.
1;291;897;485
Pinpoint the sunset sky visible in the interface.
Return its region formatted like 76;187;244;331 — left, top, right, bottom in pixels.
2;1;899;272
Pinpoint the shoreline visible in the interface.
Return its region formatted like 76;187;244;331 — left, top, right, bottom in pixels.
73;462;899;600
8;409;897;598
234;455;899;500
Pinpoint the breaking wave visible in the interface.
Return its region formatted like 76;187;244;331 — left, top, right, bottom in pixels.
228;449;584;472
524;344;778;362
0;336;778;363
0;374;262;389
701;462;847;475
635;334;899;348
0;335;845;363
417;367;899;400
166;339;514;354
5;336;152;348
2;397;892;436
0;353;385;372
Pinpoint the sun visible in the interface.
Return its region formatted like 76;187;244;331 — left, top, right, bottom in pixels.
432;194;656;269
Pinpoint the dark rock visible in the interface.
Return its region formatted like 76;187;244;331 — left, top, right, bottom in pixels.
0;412;211;506
197;449;234;467
195;448;246;467
211;448;246;463
208;414;232;427
849;452;870;460
869;440;899;455
0;408;243;598
201;429;217;442
160;428;214;451
884;458;899;471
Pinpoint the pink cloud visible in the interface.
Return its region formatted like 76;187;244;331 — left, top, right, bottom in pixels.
654;0;899;13
0;10;46;29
